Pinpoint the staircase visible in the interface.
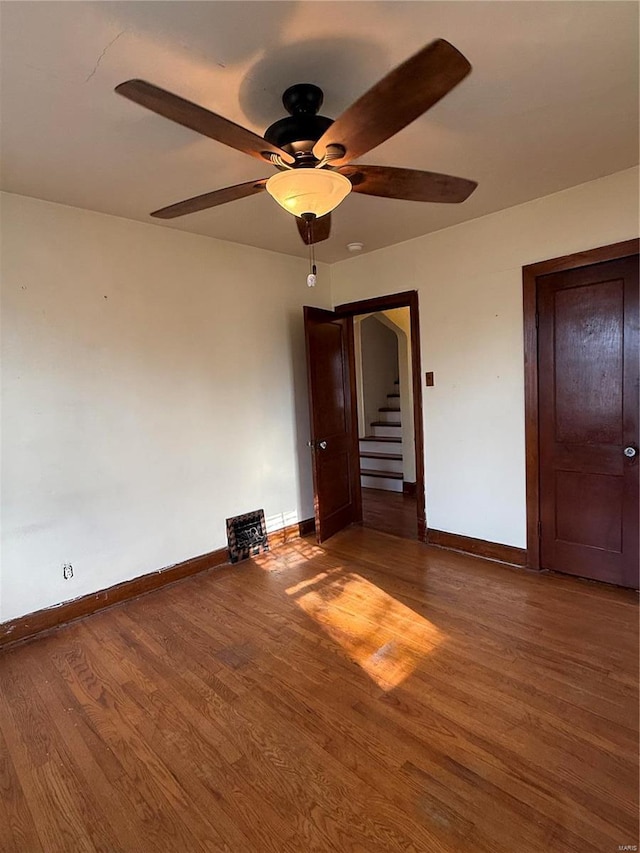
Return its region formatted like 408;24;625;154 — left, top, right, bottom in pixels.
359;381;403;492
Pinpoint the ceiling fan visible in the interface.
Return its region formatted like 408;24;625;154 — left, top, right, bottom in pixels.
115;38;477;246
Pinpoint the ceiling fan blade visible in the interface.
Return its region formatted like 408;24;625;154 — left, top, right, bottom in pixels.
296;214;331;245
313;40;471;167
116;80;294;165
340;165;477;203
151;179;268;219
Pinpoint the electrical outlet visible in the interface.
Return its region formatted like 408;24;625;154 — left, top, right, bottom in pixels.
62;563;73;580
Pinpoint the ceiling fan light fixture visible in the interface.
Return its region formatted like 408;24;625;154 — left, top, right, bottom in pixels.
265;169;352;218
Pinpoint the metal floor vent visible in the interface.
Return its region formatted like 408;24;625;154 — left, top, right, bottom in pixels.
226;509;269;564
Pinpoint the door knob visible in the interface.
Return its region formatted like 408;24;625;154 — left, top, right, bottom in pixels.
319;440;327;450
623;446;637;458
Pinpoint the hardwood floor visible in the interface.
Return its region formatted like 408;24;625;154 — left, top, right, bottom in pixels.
361;486;419;540
1;527;637;852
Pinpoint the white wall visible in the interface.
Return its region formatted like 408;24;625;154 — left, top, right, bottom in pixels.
381;308;415;483
359;315;398;432
0;192;331;622
331;167;639;547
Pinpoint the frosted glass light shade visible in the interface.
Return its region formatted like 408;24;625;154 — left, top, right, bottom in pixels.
266;169;352;218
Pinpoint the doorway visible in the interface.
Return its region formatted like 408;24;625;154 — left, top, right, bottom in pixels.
352;310;418;539
335;290;426;542
304;291;425;543
523;239;639;588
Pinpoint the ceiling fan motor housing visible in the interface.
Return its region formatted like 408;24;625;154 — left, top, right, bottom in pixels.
264;83;334;160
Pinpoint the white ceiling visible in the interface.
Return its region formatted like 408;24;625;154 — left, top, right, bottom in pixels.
1;1;638;263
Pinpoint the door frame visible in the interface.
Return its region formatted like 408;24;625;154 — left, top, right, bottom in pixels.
522;238;639;570
334;290;426;542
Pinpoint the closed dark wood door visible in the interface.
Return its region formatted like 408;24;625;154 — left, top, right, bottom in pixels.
538;255;639;587
304;306;361;542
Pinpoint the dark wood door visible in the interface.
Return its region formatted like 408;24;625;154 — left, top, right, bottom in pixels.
304;306;361;542
538;255;639;587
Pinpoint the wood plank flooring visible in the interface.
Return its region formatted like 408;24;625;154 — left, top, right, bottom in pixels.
362;487;419;540
0;526;637;852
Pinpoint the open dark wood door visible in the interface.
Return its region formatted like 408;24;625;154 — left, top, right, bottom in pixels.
538;254;639;588
304;306;361;542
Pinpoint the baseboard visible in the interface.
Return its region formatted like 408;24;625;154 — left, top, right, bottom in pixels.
0;517;316;649
427;528;526;567
402;481;417;497
267;517;316;547
298;517;316;537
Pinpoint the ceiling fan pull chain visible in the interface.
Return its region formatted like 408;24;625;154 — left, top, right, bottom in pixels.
307;220;317;286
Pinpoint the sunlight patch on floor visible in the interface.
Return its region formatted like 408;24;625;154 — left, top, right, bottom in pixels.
254;539;326;572
287;570;443;691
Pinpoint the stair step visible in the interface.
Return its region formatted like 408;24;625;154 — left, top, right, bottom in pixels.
360;468;403;479
379;407;400;412
360;475;403;492
371;423;403;438
376;410;402;424
359;451;402;460
371;421;401;427
359;451;403;474
359;436;402;454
